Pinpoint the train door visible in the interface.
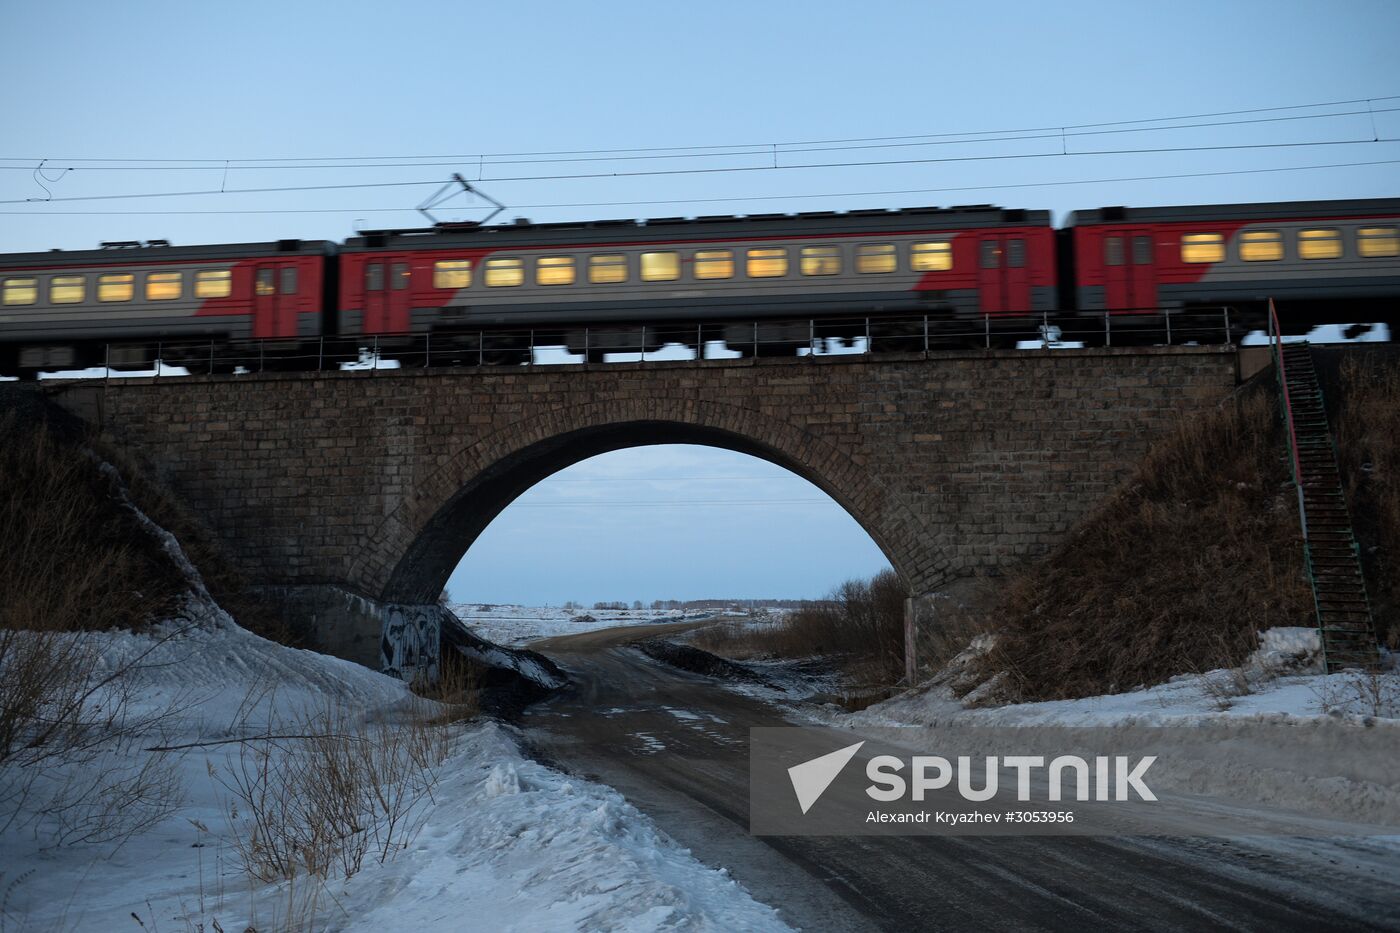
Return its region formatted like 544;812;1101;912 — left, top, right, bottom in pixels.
252;261;298;339
1103;229;1158;310
977;234;1031;314
362;257;412;334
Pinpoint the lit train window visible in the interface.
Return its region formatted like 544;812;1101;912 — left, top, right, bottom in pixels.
693;250;734;280
363;264;382;293
433;260;471;289
98;273;134;302
1240;231;1283;262
801;246;841;275
195;269;232;298
389;263;407;291
910;242;951;272
1104;236;1124;266
1357;226;1399;258
2;277;37;305
536;256;576;286
1298;229;1342;260
485;258;524;287
484;256;523;285
856;244;897;273
589;254;627;283
641;251;680;282
746;247;787;278
50;275;85;304
146;271;183;300
1180;233;1224;263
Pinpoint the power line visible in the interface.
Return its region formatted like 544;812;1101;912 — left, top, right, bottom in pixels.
3;93;1395;165
3;148;1398;211
5;107;1397;174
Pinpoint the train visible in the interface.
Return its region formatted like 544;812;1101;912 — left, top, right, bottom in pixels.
1;196;1397;376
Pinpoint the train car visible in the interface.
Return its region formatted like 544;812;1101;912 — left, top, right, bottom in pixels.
337;206;1056;355
1067;198;1400;333
0;238;333;375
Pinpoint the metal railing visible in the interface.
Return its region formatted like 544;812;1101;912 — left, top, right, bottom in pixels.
70;308;1236;381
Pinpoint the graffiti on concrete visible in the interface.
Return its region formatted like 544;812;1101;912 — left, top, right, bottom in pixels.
380;604;441;683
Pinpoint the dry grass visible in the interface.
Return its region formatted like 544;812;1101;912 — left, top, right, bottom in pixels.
412;654;484;724
1332;356;1400;649
0;407;183;635
0;402;191;847
219;701;452;885
967;392;1314;702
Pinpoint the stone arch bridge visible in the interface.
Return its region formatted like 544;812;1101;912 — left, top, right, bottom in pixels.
48;347;1241;666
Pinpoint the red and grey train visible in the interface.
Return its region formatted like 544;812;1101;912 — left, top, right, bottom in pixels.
0;197;1397;375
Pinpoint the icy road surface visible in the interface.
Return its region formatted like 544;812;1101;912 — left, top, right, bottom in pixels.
523;622;1400;933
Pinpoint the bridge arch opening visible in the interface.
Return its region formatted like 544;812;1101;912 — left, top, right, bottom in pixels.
379;421;917;607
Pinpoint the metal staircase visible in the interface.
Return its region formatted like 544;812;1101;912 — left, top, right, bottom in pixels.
1269;302;1381;672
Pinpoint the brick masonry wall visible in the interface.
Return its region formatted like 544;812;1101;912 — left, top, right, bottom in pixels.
52;347;1238;602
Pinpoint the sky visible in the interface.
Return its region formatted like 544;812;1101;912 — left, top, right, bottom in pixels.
3;1;1398;603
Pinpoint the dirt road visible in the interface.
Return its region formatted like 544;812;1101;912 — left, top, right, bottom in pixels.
522;623;1399;932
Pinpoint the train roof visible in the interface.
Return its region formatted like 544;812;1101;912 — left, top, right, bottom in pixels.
0;239;336;269
344;205;1052;250
1066;197;1400;226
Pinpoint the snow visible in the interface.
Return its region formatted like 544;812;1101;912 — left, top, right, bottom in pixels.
1;618;791;932
450;604;710;647
851;627;1396;730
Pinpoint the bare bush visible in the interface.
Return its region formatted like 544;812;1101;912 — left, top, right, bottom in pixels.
219;701;451;884
690;570;974;691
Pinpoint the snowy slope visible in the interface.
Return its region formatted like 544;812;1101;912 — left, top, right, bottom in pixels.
1;616;789;932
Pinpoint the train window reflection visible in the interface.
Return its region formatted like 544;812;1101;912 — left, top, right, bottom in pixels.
910;241;951;272
801;246;841;275
589;254;627;284
485;258;525;287
1240;231;1283;262
1180;233;1224;263
50;275;85;304
1358;226;1400;258
433;260;471;289
2;277;37;305
146;272;183;300
1298;229;1342;260
693;250;734;280
746;247;788;278
536;256;576;286
98;273;134;302
641;251;680;282
195;269;232;298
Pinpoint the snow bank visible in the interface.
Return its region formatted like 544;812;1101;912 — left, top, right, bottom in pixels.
2;619;788;931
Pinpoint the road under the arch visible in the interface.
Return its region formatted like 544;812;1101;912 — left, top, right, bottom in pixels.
521;621;1397;933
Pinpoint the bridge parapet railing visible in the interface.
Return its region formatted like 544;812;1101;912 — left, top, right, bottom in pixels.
64;308;1237;381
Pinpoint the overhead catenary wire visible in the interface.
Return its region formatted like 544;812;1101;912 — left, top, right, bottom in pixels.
2;93;1396;166
3;157;1398;215
4;108;1398;173
3;137;1399;206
